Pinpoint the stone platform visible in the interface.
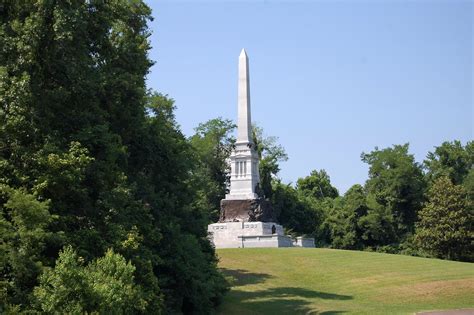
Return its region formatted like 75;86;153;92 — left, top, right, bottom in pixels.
208;221;315;249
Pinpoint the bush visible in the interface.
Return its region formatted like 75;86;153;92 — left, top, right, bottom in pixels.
34;246;147;314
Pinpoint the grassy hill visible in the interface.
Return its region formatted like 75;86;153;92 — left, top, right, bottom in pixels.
217;248;474;314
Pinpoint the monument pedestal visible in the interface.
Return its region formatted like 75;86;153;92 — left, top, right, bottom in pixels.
208;221;316;248
208;221;293;248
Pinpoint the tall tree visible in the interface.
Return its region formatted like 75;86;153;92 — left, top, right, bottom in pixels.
253;124;288;199
189;118;236;222
414;177;473;261
324;184;368;249
0;2;226;313
362;144;425;239
271;181;320;236
126;93;229;313
463;168;474;200
424;141;474;186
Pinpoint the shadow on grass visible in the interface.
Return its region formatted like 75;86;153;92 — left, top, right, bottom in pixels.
231;288;351;314
220;268;352;314
220;268;273;286
236;287;352;300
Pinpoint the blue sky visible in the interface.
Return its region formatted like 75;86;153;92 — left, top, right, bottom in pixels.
145;0;473;193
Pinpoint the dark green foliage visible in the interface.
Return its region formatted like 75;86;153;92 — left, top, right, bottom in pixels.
156;232;229;313
271;181;320;236
277;169;340;245
463;168;474;200
415;177;473;261
320;145;425;251
297;169;339;200
310;142;473;261
315;143;472;261
137;95;229;313
357;196;397;248
253;125;288;199
361;144;425;239
189;118;236;222
34;245;147;314
0;186;52;309
1;1;226;313
424;141;474;185
323;185;368;249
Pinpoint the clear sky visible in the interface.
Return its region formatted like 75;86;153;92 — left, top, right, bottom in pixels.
145;0;473;193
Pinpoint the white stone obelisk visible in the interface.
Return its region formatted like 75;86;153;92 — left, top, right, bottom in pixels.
226;49;260;200
208;49;315;248
237;49;252;143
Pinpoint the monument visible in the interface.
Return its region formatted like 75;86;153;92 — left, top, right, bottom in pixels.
207;49;315;248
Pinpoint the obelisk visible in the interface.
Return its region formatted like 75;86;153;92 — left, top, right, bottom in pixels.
225;49;260;200
208;49;314;248
237;49;252;144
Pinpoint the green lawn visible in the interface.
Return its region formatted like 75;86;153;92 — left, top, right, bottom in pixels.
217;248;474;314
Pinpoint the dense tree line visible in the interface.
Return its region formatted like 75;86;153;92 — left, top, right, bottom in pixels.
193;118;472;262
299;141;472;261
291;141;472;261
1;1;226;313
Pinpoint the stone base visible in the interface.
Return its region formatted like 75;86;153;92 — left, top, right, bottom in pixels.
219;198;275;223
207;221;315;249
208;222;288;248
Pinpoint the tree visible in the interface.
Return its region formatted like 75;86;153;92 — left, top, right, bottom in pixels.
34;246;147;314
357;194;398;249
324;184;368;249
362;144;425;239
414;177;473;261
0;2;226;313
253;125;288;199
189;118;236;221
463;168;474;201
271;181;320;236
0;186;52;309
424;141;474;185
297;169;339;200
132;93;229;313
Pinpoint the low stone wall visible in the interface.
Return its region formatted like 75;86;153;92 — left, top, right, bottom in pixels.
293;237;315;248
239;235;293;248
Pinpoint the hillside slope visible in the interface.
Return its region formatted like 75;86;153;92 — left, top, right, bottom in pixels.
217;248;474;314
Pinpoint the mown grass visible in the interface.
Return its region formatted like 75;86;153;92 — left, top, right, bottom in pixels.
217;248;474;314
